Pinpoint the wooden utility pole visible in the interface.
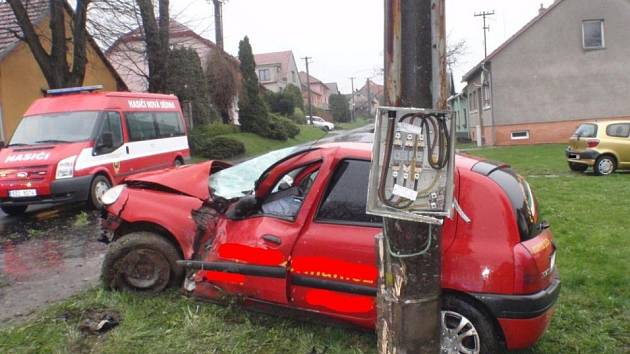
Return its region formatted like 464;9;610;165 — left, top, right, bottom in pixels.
474;10;495;58
302;57;314;124
377;0;447;353
350;77;356;122
213;0;224;49
366;78;372;116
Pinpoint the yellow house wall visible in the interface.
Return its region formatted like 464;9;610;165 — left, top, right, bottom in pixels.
0;15;119;142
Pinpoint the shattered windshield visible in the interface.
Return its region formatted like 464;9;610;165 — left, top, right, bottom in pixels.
209;146;308;199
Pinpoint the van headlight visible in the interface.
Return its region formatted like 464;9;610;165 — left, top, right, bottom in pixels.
101;184;126;206
55;156;77;179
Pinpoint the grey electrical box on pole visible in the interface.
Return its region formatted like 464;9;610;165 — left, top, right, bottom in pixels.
373;0;449;352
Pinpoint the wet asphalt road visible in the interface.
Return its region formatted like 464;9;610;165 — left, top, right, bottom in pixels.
0;125;374;326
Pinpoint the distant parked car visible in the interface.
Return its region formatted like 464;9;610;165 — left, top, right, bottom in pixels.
566;121;630;175
306;116;335;131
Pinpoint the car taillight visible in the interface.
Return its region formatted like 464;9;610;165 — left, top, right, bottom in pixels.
513;235;556;294
586;139;600;148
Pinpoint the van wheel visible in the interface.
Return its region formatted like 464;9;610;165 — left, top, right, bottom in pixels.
594;155;616;176
174;158;184;167
441;296;502;354
1;205;28;216
88;175;111;210
102;232;184;293
568;162;588;172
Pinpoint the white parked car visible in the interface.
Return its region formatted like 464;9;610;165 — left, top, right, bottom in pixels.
306;116;335;131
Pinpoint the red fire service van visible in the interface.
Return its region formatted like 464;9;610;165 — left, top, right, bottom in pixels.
0;86;190;216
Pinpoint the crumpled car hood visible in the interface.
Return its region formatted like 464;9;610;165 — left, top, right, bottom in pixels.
125;161;225;200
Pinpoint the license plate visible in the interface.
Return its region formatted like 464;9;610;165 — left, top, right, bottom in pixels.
569;154;580;159
9;189;37;198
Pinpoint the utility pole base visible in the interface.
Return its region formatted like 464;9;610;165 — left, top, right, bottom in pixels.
376;232;442;354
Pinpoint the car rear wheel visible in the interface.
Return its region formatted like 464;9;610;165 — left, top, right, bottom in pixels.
1;205;28;216
102;232;184;293
174;158;184;167
594;155;616;176
568;162;588;172
89;175;112;210
441;296;501;354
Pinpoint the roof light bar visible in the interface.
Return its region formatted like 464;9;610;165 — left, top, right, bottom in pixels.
46;85;104;96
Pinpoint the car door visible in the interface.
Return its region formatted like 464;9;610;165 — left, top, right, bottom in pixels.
204;157;324;305
288;159;382;327
91;112;126;183
606;123;630;166
288;158;460;327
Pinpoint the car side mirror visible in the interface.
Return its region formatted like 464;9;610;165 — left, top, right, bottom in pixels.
231;195;259;219
278;181;291;191
98;132;114;149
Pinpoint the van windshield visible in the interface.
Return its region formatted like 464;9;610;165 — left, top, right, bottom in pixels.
10;112;100;146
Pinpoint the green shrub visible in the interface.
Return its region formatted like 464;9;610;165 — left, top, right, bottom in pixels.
188;124;240;156
203;123;239;137
272;114;300;138
190;135;245;159
264;115;289;141
291;108;307;124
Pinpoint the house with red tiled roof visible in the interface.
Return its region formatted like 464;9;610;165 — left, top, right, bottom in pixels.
0;0;126;142
299;71;330;110
254;51;302;93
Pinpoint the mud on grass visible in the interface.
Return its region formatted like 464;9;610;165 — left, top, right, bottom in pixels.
0;289;375;354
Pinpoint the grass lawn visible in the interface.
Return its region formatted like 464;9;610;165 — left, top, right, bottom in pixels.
190;125;328;163
1;144;628;353
221;125;328;158
336;117;371;130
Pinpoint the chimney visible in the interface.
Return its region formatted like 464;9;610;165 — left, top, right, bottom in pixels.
539;3;546;15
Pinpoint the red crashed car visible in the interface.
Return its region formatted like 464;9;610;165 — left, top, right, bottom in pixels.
100;143;559;353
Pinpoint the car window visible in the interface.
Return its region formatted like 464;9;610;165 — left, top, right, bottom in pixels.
126;112;157;141
262;165;320;220
606;124;630;138
574;123;597;138
155;112;185;138
316;159;383;225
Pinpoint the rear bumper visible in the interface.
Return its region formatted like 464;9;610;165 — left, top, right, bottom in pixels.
0;175;92;206
473;276;560;350
565;148;599;165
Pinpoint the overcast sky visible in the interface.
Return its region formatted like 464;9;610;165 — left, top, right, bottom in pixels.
173;0;556;93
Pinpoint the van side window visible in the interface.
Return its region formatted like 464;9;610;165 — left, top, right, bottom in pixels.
156;112;185;138
95;112;124;155
126;112;158;141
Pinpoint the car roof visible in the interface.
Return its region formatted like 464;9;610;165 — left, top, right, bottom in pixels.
585;120;630;126
315;142;482;170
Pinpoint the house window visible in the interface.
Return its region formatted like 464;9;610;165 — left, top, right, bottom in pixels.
511;130;530;140
582;20;605;49
483;84;491;109
291;71;296;83
258;69;270;82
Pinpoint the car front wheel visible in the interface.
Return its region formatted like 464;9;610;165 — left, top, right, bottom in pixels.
441;296;501;354
594;155;616;176
102;232;184;293
89;175;112;209
568;162;588;172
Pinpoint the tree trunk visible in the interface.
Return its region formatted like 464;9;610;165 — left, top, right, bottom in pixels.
7;0;91;89
137;0;170;93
